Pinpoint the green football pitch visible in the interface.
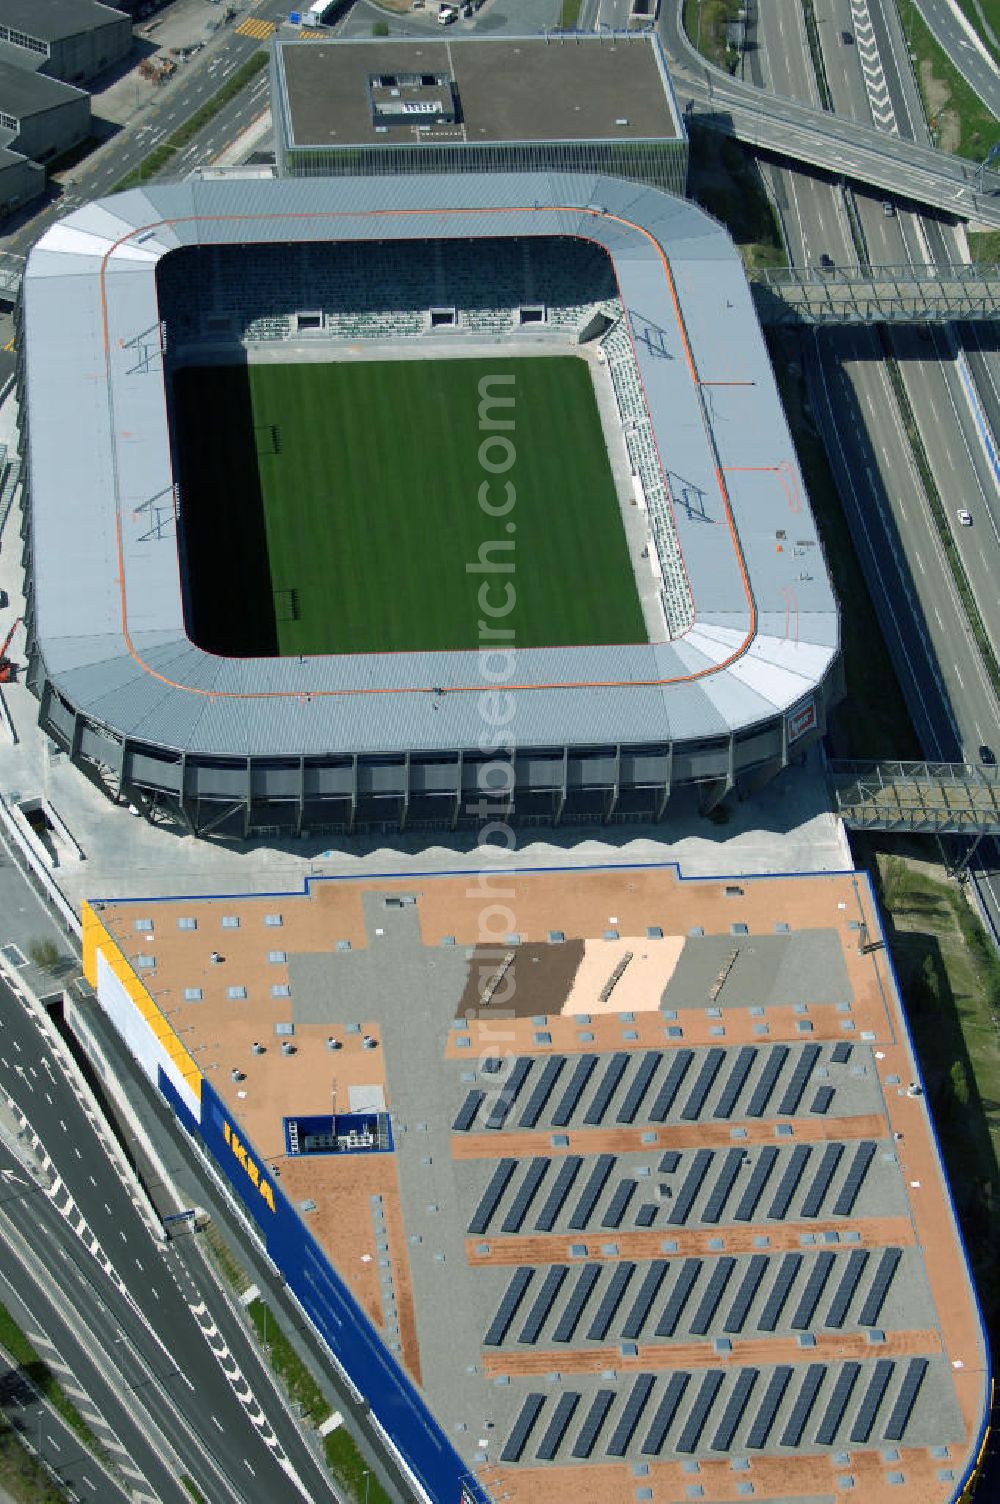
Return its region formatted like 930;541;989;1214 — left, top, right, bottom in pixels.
173;356;646;658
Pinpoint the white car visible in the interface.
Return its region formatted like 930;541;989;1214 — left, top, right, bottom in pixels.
438;3;457;20
957;509;973;526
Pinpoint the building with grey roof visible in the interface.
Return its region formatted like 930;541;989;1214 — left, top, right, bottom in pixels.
0;140;41;212
0;0;130;86
0;57;89;164
19;172;841;839
271;32;688;194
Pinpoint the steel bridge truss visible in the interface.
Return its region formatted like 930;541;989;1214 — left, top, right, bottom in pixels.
829;759;1000;834
751;262;1000;324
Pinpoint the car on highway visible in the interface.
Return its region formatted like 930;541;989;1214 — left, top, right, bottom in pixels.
841;30;853;44
979;745;996;766
957;508;973;526
818;253;835;271
882;201;895;216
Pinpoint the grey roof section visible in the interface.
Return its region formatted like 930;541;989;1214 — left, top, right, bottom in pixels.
275;33;682;149
0;0;127;43
0;56;87;117
23;173;838;759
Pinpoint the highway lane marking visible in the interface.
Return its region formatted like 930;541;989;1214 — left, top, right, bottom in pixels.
212;1415;224;1430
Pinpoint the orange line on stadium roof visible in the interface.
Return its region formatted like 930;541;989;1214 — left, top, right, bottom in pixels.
102;204;764;703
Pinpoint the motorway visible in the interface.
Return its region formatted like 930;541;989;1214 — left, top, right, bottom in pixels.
0;959;344;1504
913;0;1000;115
733;0;1000;909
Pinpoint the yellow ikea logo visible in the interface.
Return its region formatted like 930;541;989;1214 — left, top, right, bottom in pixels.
222;1120;276;1214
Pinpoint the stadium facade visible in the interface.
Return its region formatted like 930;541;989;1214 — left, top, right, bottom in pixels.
19;172;842;839
270;33;689;195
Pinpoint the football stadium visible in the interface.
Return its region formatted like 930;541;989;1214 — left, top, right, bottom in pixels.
18;169;842;837
79;862;991;1504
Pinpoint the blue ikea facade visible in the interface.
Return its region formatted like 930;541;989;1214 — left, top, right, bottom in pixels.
159;1069;490;1504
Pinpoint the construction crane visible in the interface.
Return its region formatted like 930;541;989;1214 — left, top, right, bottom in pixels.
0;617;23;683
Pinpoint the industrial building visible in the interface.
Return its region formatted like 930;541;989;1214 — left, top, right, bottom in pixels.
0;0;131;86
79;862;991;1504
19;171;841;837
0;58;89;165
270;32;689;193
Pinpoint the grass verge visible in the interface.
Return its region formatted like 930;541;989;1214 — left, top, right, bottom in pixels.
767;330;920;759
681;0;745;71
0;1419;67;1503
0;1307;101;1457
687;125;786;270
558;0;583;25
896;1;999;158
968;229;1000;261
246;1300;392;1504
201;1218;252;1296
111;52;268;192
864;846;1000;1336
181;1479;207;1504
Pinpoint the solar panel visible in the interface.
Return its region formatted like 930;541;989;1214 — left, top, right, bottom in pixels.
572;1389;615;1459
656;1258;702;1337
681;1048;726;1120
733;1145;778;1221
484;1057;533;1130
858;1247;902;1327
714;1046;757;1119
702;1147;746;1224
481;1057;502;1074
724;1254;769;1334
777;1044;822;1116
584;1052;630;1125
587;1262;636;1341
602;1179;638;1229
831;1042;853;1065
622;1262;669;1340
468;1157;518;1235
790;1251;836;1329
669;1148;714;1226
745;1044;789;1118
637;1375;686;1460
518;1265;568;1345
883;1357;928;1442
518;1055;566;1129
535;1155;583;1233
825;1248;870;1329
453;1089;485;1133
616;1052;663;1124
606;1373;656;1457
690;1257;736;1335
536;1391;581;1462
779;1363;826;1447
635;1203;658;1228
815;1360;861;1445
648;1049;694;1120
568;1155;615;1230
553;1263;601;1342
758;1252;803;1332
767;1144;812;1220
659;1150;681;1174
831;1140;877;1217
485;1267;535;1346
711;1367;760;1451
501;1392;546;1462
810;1085;835;1115
745;1365;793;1449
676;1369;725;1453
850;1358;895;1443
501;1158;550;1233
551;1054;597;1127
801;1142;844;1218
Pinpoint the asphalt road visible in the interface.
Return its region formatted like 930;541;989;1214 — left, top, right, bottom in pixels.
657;0;1000;219
913;0;1000;116
0;967;341;1504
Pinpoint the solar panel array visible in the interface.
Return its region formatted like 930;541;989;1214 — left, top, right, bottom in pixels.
777;1044;822;1116
588;1262;636;1341
569;1155;615;1230
518;1056;565;1129
534;1156;582;1233
702;1147;746;1223
519;1265;568;1345
669;1147;713;1225
584;1052;629;1124
485;1267;534;1346
681;1048;726;1119
801;1142;843;1218
483;1056;532;1129
501;1158;550;1233
468;1158;517;1235
553;1263;601;1342
551;1054;597;1126
714;1045;756;1119
616;1051;662;1123
831;1139;877;1216
859;1247;902;1327
500;1356;937;1464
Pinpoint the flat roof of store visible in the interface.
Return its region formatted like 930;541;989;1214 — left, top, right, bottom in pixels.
274;33;681;148
90;863;990;1504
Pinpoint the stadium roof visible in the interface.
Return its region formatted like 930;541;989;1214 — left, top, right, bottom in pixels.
0;0;126;43
23;173;838;760
274;33;681;147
